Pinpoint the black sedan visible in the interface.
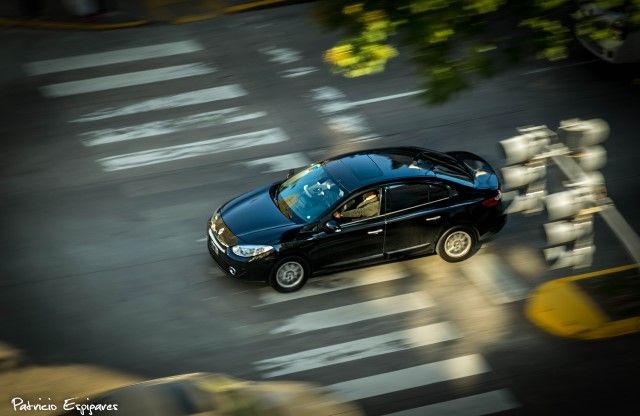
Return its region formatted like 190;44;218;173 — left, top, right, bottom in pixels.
207;147;506;292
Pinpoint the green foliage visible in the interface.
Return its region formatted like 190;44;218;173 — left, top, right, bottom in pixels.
317;0;640;104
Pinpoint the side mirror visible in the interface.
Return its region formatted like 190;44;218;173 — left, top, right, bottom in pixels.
323;220;341;233
286;168;295;179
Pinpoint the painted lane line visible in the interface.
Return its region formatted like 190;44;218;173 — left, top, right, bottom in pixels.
42;63;216;97
97;128;289;172
313;89;425;114
328;354;491;402
521;59;598;75
257;264;407;306
72;85;248;122
81;108;266;146
281;67;318;78
460;253;529;304
243;153;310;174
25;40;203;76
327;114;371;135
383;389;520;416
255;322;461;378
270;292;434;335
260;46;301;64
311;87;346;101
318;101;355;115
308;85;382;144
350;134;381;143
351;89;426;106
196;237;207;242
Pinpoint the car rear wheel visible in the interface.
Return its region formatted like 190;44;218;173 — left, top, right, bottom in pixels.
436;225;478;262
270;256;309;293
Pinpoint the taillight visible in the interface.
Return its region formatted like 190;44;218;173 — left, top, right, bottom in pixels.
481;190;501;207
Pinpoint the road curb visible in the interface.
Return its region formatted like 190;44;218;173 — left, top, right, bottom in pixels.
224;0;300;13
0;1;311;30
0;17;149;30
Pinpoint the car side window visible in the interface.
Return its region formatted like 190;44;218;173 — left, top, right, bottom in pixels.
386;184;430;213
428;183;450;201
334;190;381;222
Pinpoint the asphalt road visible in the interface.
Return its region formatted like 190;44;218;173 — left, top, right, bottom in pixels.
1;4;639;415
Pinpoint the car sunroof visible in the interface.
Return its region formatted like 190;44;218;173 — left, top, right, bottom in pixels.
346;155;383;180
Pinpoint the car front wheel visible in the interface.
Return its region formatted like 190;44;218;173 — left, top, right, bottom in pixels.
269;256;309;292
436;225;478;263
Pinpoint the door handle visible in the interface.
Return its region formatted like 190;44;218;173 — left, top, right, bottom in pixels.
367;229;383;235
425;216;441;221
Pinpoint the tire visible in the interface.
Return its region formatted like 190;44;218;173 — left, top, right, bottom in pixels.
436;225;478;263
269;256;310;293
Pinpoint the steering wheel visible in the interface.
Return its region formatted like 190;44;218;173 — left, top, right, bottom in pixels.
305;182;332;198
304;184;324;197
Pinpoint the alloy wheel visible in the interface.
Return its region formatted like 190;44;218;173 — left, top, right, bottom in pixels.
444;231;472;258
276;261;305;289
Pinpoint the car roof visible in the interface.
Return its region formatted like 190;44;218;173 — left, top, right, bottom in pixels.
323;147;472;192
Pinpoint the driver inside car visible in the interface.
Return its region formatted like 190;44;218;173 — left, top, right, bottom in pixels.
334;191;380;220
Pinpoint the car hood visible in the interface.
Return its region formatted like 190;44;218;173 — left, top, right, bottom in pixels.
220;185;298;244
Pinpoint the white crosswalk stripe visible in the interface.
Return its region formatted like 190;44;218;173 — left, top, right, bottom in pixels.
256;261;521;414
256;263;407;306
81;108;266;146
97;128;289;172
270;292;434;335
242;153;310;174
460;253;529;304
255;322;461;377
72;85;248;122
28;39;285;177
42;63;216;97
383;389;520;416
328;354;491;402
25;40;203;76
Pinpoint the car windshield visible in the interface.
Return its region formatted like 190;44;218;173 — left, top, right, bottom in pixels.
275;163;346;222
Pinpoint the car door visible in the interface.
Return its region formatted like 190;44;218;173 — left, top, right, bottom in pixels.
383;182;452;255
308;189;385;269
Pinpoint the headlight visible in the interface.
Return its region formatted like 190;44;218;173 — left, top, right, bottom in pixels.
232;245;274;257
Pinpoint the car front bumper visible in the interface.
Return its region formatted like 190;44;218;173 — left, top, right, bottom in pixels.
207;228;276;281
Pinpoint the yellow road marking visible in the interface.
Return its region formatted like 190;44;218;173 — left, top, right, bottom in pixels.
0;18;148;30
225;0;292;13
564;263;639;282
527;263;640;339
174;12;221;24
